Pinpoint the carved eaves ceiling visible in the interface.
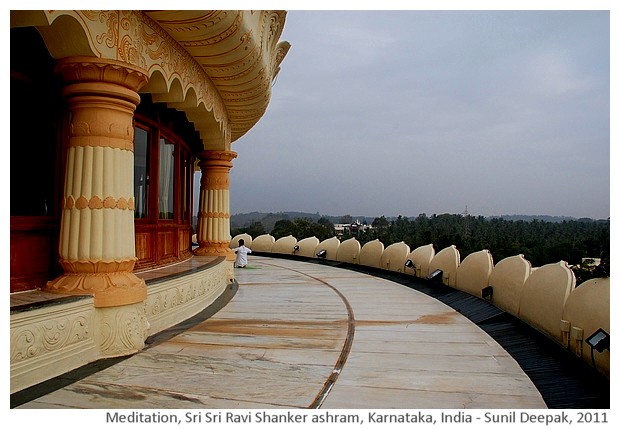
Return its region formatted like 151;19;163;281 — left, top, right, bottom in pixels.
146;10;290;143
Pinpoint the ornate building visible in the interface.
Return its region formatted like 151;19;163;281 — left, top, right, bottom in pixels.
10;10;290;392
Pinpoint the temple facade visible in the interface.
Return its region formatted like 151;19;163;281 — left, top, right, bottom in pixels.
10;10;290;392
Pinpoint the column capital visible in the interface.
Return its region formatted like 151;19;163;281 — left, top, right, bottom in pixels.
54;56;148;93
197;150;238;167
198;150;238;189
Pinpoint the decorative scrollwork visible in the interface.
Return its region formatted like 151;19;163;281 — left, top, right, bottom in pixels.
10;315;91;363
98;304;148;355
144;262;228;319
94;11;119;50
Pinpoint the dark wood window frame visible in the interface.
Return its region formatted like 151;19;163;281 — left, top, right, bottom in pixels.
10;27;67;293
133;113;196;270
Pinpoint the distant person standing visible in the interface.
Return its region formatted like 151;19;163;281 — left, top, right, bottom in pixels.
233;239;252;268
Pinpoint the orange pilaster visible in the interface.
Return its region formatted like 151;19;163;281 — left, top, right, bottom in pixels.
45;57;148;307
194;150;237;260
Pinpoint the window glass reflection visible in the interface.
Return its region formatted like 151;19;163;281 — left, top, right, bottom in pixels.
134;127;149;218
158;137;175;220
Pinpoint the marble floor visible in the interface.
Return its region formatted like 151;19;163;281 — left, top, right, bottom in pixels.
16;256;546;409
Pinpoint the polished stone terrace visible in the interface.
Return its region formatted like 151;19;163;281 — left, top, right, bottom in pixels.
16;256;546;409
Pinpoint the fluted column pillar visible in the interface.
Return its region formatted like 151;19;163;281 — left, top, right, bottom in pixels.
45;57;148;308
194;150;237;260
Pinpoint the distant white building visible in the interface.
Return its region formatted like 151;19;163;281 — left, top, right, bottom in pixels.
334;220;372;236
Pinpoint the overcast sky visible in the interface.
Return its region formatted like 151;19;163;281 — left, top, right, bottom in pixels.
227;9;611;220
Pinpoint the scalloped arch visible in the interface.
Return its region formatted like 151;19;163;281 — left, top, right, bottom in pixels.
20;12;98;59
152;77;185;104
141;70;169;95
177;87;199;109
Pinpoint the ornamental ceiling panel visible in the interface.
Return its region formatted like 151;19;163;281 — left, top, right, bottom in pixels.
145;10;290;142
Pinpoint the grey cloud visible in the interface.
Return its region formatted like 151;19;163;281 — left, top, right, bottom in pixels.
229;10;610;219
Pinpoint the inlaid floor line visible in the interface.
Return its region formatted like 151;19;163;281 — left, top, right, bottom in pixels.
257;261;356;409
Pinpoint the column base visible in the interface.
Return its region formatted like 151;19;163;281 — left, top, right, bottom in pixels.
45;259;147;307
193;243;236;261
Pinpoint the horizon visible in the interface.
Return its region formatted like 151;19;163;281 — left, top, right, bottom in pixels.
228;208;609;222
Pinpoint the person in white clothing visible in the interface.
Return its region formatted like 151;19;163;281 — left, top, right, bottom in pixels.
232;238;252;268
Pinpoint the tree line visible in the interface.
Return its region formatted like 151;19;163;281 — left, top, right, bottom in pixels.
232;213;610;282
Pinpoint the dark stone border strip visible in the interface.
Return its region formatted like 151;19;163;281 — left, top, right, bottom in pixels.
10;294;90;314
139;256;225;286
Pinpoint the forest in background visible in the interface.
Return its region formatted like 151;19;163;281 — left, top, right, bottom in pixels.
229;211;610;283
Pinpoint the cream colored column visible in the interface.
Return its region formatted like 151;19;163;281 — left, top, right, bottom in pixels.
194;150;237;260
45;57;148;308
